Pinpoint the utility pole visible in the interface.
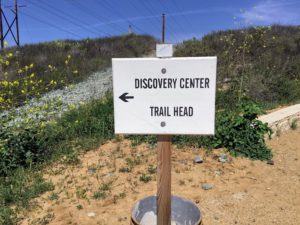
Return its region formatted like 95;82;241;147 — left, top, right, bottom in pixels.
0;0;4;48
162;13;165;43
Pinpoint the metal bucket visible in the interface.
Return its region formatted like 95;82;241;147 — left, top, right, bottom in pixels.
131;195;202;225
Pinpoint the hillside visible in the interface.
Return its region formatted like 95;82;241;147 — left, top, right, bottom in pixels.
0;34;156;109
175;25;300;109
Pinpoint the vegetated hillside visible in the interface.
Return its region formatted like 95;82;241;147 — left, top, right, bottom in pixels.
175;25;300;109
1;34;156;82
0;34;156;109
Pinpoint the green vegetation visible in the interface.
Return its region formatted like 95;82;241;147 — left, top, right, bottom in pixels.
175;25;300;109
0;169;54;224
139;174;152;183
0;93;114;176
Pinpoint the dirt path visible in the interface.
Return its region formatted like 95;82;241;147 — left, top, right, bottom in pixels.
19;128;300;225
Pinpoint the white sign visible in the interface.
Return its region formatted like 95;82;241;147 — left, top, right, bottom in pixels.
156;44;173;58
112;57;217;135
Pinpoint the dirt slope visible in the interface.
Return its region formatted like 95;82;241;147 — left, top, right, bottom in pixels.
19;128;300;225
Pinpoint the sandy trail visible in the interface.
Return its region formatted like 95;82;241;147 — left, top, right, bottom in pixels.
19;128;300;225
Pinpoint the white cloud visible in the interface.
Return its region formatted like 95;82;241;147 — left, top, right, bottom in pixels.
239;0;300;25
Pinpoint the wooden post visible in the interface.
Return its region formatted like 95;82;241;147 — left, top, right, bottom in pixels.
157;135;171;225
157;13;172;225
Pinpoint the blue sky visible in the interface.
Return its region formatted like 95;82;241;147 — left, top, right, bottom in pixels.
1;0;300;46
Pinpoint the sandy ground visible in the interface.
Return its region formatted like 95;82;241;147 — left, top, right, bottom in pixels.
18;128;300;225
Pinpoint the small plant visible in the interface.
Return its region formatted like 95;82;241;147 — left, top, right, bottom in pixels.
76;204;83;210
139;174;152;183
48;192;59;201
100;180;113;192
122;157;141;172
147;165;157;174
291;119;298;130
93;191;106;200
119;167;131;173
75;187;87;199
119;192;126;199
62;152;81;165
179;180;185;186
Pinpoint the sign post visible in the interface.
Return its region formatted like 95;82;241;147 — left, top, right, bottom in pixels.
156;42;173;225
113;56;217;225
114;15;216;225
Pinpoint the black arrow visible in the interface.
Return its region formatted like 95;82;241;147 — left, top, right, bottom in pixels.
119;92;134;102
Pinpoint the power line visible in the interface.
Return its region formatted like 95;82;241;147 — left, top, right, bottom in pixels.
19;10;82;39
98;0;148;34
27;0;109;37
68;0;126;35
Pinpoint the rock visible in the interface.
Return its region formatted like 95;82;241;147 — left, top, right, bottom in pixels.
140;211;156;225
267;160;274;165
87;168;96;174
218;154;228;163
201;183;213;190
87;212;96;217
140;211;178;225
194;155;203;164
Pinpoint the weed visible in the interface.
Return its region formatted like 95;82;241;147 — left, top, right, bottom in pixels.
119;167;131;173
139;174;152;183
119;192;126;199
48;192;59;201
76;204;83;210
93;191;106;200
31;213;55;225
75;187;87;199
291;119;298;130
99;181;113;192
147;165;157;174
0;168;54;224
179;180;185;186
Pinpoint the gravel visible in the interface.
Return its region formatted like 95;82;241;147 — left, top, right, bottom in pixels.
194;155;204;164
201;183;214;190
1;69;112;126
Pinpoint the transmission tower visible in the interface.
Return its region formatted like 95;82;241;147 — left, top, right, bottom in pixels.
0;0;25;48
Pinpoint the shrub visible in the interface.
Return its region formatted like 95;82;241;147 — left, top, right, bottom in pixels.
211;99;273;160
